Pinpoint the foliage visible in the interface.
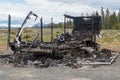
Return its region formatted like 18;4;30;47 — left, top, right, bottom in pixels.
101;7;120;30
11;31;16;35
95;11;99;16
51;7;120;30
24;29;32;33
23;34;32;41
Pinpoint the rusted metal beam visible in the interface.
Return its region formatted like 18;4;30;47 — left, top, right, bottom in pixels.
51;18;53;42
40;17;43;42
64;16;66;34
7;15;11;50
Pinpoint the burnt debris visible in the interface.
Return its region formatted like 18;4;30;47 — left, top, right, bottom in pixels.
6;11;118;68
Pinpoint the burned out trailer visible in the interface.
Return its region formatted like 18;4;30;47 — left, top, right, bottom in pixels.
64;14;102;45
8;11;118;67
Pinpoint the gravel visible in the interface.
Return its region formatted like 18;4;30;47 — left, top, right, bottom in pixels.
0;49;120;80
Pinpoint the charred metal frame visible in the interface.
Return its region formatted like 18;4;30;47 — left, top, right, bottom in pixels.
7;11;117;67
7;15;11;50
40;17;43;42
9;12;102;53
64;14;101;42
51;18;53;42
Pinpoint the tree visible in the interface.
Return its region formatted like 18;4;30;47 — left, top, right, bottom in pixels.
118;9;120;23
95;11;99;16
109;11;117;29
101;7;105;29
105;8;110;29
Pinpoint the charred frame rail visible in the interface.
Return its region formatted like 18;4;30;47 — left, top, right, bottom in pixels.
8;12;118;67
40;17;43;42
64;16;66;34
9;11;39;52
51;18;53;42
7;15;11;50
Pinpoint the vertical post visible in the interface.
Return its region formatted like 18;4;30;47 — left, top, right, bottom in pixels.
66;18;69;33
92;16;95;42
64;16;66;34
7;15;11;50
51;18;53;42
40;17;43;42
70;19;72;28
92;16;94;34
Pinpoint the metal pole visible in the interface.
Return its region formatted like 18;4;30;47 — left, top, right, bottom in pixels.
92;16;95;42
64;16;66;34
67;18;68;29
7;15;11;50
40;17;43;42
51;18;53;42
92;16;96;42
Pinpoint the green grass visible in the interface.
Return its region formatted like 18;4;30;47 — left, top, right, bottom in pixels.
0;28;120;51
0;28;71;47
96;30;120;51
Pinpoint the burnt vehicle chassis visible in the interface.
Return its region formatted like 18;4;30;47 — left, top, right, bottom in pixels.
7;11;117;67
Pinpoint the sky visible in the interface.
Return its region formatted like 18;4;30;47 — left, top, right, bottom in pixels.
0;0;120;27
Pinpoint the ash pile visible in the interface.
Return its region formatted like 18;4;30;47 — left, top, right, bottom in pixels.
6;48;118;68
